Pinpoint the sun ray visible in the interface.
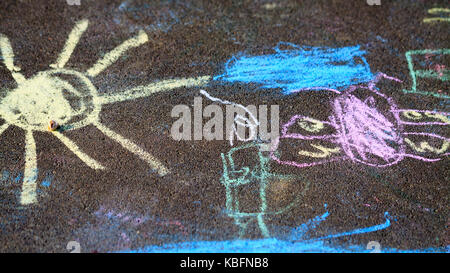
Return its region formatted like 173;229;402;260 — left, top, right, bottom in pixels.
86;30;149;78
97;76;211;104
52;131;105;170
20;130;38;205
0;122;9;136
94;122;169;176
0;19;212;206
50;19;89;69
0;34;25;83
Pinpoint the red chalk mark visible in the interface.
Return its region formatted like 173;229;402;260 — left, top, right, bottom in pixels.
417;204;431;212
117;232;131;250
94;207;188;235
432;64;446;77
121;232;130;242
156;220;188;236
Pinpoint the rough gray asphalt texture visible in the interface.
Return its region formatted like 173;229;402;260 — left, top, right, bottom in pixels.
0;0;448;252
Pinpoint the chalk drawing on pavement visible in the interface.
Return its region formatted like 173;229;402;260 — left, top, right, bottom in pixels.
423;8;450;23
403;49;449;99
220;142;310;238
120;208;396;253
214;42;374;94
0;19;211;205
200;89;259;147
271;73;449;169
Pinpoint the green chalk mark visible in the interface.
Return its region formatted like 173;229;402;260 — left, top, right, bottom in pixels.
220;142;310;238
403;49;450;99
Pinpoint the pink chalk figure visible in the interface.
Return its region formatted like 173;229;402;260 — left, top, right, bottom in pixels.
271;73;449;168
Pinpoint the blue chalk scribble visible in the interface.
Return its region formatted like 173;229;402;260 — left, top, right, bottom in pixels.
119;238;447;253
119;209;416;253
214;42;374;94
0;170;22;185
308;212;391;241
41;177;52;188
1;170;9;182
289;203;329;240
14;172;22;183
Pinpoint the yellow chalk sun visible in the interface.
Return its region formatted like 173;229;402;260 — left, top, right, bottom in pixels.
0;19;210;205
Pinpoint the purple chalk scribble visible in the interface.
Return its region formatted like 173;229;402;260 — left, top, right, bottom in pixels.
271;73;449;168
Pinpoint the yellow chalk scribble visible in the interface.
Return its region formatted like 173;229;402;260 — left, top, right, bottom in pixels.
94;122;169;176
424;112;450;124
402;111;450;124
0;19;210;205
404;138;449;154
53;131;105;170
99;76;211;105
86;30;148;77
402;110;422;120
50;19;89;69
0;34;25;83
0;123;9;136
21;130;38;205
428;8;450;13
297;117;324;133
298;144;341;158
423;8;450;23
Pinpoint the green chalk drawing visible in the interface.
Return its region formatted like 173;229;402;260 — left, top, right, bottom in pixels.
220;142;310;238
403;49;450;99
